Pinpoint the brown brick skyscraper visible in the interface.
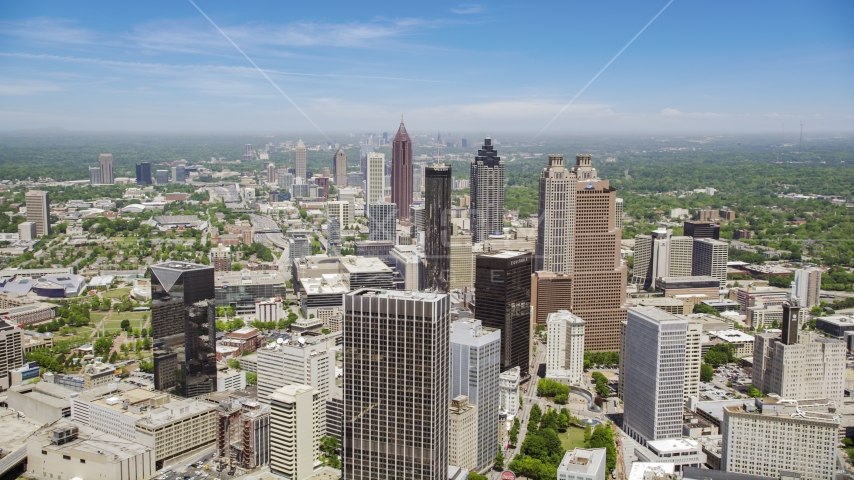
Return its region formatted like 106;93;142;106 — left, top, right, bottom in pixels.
392;117;413;221
533;154;627;352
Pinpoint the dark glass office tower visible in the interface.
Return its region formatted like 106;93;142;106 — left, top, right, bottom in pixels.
135;162;152;185
470;137;505;243
425;163;452;293
683;220;720;239
474;251;532;377
151;261;216;397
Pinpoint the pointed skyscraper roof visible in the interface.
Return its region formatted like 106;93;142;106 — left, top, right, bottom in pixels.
297;138;305;147
394;117;410;142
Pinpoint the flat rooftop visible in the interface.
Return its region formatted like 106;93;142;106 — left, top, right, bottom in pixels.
338;256;391;273
647;437;700;454
708;330;755;342
35;419;150;461
558;448;606;475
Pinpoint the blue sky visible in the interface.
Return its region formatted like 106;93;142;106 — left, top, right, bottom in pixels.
0;0;852;133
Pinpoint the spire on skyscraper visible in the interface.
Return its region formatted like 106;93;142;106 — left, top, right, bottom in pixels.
392;117;413;221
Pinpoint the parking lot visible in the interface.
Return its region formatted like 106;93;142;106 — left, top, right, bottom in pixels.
155;453;239;480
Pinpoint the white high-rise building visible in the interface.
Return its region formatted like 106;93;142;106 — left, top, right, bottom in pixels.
631;228;693;289
692;238;728;288
257;334;337;457
326;200;353;228
684;319;702;400
270;384;316;480
366;152;385;211
449;318;501;471
722;398;838;480
449;235;474;290
615;198;623;230
622;306;689;446
535;154;576;274
545;310;585;385
793;267;822;308
499;366;520;414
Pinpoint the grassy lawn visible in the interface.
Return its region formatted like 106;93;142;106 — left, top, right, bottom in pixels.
103;312;148;332
90;312;109;324
110;237;138;246
102;288;132;300
559;426;587;451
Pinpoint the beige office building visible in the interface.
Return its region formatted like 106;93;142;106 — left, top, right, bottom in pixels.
692;238;728;288
25;190;50;237
327;200;353;228
270;384;316;480
295;139;306;180
632;229;693;289
334;148;347;187
722;398;838;480
753;331;845;404
448;395;478;472
535;154;576;275
449;235;474;290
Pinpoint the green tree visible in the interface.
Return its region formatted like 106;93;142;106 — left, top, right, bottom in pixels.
700;363;714;382
493;451;505;471
227;359;242;370
586;425;617;471
693;303;722;317
94;337;113;356
468;473;488;480
120;319;131;330
320;436;339;457
246;372;258;385
747;385;764;398
529;404;542;428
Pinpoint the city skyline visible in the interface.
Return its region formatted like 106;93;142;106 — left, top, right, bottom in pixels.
1;1;852;133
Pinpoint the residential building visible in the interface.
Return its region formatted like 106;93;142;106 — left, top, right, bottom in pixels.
692;238;728;288
557;448;607;480
793;267;822;308
426;163;452;293
683;221;720;240
26;420;155;480
470;137;505;243
257;333;337;457
546;310;585;385
632;229;693;289
391;118;413;221
136;162;152;185
535;154;576;274
449;318;501;471
99;153;114;184
295;139;306;180
150;261;216;397
327;200;353;228
270;384;316;480
499;366;520;414
0;319;23;391
366;152;385;210
448;395;478;472
25;190;50;237
722;398;837;480
368;202;396;242
623;307;689;446
475;251;532;377
333;148;347;186
210;244;231;272
449;235;474;290
753;305;845;403
344;289;450;480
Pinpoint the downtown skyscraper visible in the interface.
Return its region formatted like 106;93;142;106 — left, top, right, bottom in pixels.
391;118;413;221
470;137;505;243
333;148;347;187
533;154;627;351
151;261;217;397
425;163;452;293
344;289;450;480
295;138;306;180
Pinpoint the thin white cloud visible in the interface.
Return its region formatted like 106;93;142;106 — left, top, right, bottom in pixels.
0;17;96;45
450;4;485;14
0;79;60;96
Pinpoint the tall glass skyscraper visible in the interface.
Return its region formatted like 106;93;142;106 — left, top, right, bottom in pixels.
425;163;452;293
470;137;505;243
151;261;217;397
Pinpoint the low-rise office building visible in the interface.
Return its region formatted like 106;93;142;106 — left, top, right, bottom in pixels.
558;448;607;480
26;420;155;480
706;330;755;358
